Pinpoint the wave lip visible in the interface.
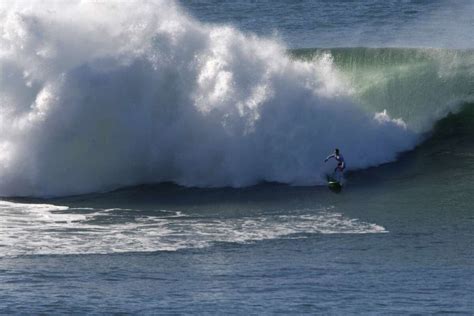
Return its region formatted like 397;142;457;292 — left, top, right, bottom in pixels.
1;1;418;197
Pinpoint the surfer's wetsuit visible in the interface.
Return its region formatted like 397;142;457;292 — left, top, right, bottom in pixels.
325;153;345;172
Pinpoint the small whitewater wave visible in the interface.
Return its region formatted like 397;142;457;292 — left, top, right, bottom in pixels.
0;200;387;257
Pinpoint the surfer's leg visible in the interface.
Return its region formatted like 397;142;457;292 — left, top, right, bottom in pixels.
335;166;344;181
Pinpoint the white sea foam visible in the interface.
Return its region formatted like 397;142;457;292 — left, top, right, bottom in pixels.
0;0;417;197
0;200;386;257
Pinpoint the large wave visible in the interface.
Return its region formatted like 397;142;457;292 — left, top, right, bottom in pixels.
0;1;443;197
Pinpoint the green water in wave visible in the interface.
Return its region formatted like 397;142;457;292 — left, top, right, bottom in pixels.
293;48;474;132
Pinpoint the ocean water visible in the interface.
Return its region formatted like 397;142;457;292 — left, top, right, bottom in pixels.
0;0;473;314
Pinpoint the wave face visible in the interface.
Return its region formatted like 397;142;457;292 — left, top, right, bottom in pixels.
0;1;450;197
294;48;474;132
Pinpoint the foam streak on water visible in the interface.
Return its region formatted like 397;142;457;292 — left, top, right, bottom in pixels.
0;201;386;257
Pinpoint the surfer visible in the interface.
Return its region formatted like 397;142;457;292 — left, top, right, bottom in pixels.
325;148;345;175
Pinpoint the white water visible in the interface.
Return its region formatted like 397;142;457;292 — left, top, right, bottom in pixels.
0;0;416;197
0;201;386;257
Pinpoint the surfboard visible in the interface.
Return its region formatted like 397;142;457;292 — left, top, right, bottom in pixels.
326;175;342;192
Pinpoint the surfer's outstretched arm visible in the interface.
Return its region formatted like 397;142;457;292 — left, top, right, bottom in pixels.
325;154;335;162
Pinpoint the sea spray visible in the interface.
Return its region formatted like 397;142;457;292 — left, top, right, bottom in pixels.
0;0;416;197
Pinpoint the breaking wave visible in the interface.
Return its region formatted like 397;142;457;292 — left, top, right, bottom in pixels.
3;1;471;197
